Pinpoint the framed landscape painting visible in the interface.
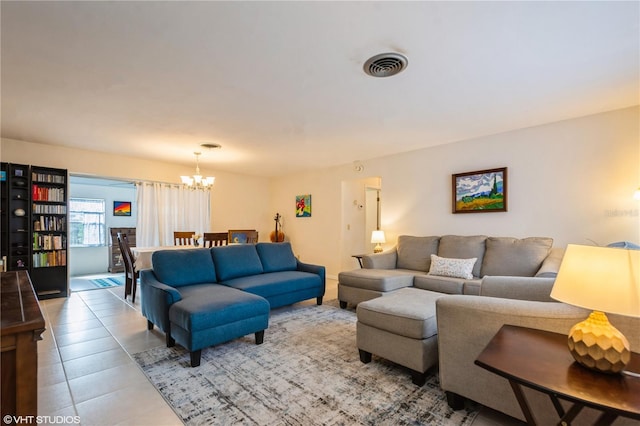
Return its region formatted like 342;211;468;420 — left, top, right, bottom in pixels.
113;201;132;216
452;167;507;213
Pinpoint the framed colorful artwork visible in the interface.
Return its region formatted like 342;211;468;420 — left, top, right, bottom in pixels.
295;194;312;217
452;167;507;213
113;201;132;216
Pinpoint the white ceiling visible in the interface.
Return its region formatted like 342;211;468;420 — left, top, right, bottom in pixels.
2;1;638;177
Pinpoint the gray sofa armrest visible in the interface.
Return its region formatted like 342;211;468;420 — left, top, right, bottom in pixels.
362;249;397;269
140;269;183;333
436;295;640;423
535;247;564;277
480;276;556;302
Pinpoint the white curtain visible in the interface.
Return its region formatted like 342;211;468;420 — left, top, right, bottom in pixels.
135;182;211;247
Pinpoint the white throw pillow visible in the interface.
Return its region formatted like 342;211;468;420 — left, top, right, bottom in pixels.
428;254;477;279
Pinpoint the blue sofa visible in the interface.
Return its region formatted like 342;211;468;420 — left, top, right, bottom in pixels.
140;242;325;366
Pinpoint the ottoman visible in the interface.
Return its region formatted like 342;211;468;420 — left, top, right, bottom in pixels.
356;287;444;385
168;284;270;367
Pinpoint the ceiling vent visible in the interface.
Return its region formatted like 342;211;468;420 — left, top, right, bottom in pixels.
363;53;408;78
200;143;221;149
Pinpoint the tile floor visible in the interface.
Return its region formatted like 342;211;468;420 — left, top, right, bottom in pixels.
37;278;520;426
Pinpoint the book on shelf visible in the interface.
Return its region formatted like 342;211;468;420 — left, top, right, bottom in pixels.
33;215;66;232
32;250;66;268
31;172;65;184
32;185;65;202
33;233;66;250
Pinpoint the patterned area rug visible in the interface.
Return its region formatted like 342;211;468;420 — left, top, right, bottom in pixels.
133;303;478;425
90;276;125;288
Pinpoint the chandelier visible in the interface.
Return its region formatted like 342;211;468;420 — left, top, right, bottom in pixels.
181;152;215;190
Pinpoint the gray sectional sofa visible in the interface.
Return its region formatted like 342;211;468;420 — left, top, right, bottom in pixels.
338;235;563;308
337;235;640;424
436;280;640;425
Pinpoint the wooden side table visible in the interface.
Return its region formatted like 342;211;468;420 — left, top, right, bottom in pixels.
351;254;366;268
475;325;640;425
1;270;46;418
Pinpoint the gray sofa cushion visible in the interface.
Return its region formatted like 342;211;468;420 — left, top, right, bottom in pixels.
396;235;440;272
338;268;416;292
414;274;466;295
437;235;487;278
480;237;553;277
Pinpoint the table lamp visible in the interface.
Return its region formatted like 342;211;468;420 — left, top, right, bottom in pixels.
371;230;386;253
550;244;639;374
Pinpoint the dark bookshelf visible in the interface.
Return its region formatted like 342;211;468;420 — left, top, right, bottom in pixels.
6;164;31;274
0;163;68;299
30;166;68;299
1;162;8;271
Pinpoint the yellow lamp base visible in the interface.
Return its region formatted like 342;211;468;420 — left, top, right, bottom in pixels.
567;311;630;374
373;244;383;253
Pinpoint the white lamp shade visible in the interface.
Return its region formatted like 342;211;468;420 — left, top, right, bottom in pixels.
180;176;193;185
371;230;386;244
634;187;640;200
550;244;640;318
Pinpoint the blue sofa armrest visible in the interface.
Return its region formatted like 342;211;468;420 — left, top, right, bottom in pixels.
140;269;183;333
296;260;326;285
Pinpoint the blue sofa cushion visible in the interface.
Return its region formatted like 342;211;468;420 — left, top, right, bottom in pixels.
255;242;297;273
152;248;217;287
221;271;321;299
169;284;270;332
211;244;264;281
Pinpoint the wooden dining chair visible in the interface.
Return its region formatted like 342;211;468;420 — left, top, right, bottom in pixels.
203;232;228;247
228;229;259;244
117;232;139;303
174;231;195;246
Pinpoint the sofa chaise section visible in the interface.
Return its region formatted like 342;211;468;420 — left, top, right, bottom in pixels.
140;242;325;367
436;276;640;424
140;248;270;367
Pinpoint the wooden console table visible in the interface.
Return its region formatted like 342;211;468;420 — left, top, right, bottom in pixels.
475;325;640;425
1;271;46;418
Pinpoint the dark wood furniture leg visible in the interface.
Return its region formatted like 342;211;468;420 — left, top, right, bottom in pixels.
255;330;264;345
509;380;537;425
359;349;372;363
166;334;175;347
190;350;201;367
446;392;466;410
410;370;427;387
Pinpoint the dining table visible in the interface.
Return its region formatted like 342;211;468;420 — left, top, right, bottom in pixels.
131;245;200;271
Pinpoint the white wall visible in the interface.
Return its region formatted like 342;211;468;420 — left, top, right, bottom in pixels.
69;182;136;276
0;139;272;274
3;107;638;280
271;107;640;278
0;139;272;234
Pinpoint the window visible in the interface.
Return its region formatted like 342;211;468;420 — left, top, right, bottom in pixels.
69;198;106;247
